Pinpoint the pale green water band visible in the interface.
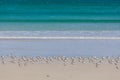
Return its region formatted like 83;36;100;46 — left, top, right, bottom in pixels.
0;19;120;23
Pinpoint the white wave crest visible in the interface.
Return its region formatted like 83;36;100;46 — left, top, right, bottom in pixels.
0;31;120;37
0;36;120;40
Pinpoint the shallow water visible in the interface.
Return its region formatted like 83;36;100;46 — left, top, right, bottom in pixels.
0;40;120;57
0;22;120;31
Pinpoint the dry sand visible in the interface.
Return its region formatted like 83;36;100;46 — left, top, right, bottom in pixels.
0;56;120;80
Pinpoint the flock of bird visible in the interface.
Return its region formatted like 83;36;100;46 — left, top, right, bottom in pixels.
0;55;120;69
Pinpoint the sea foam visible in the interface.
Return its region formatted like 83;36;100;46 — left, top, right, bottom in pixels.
0;31;120;40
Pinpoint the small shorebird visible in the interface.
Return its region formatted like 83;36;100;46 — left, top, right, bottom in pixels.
1;56;5;64
70;57;75;65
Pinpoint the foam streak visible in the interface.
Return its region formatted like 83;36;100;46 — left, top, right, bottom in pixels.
0;37;120;40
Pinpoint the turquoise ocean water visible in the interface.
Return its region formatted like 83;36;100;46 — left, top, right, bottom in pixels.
0;1;120;36
0;1;120;31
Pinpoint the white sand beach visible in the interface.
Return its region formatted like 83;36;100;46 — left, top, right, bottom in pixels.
0;56;120;80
